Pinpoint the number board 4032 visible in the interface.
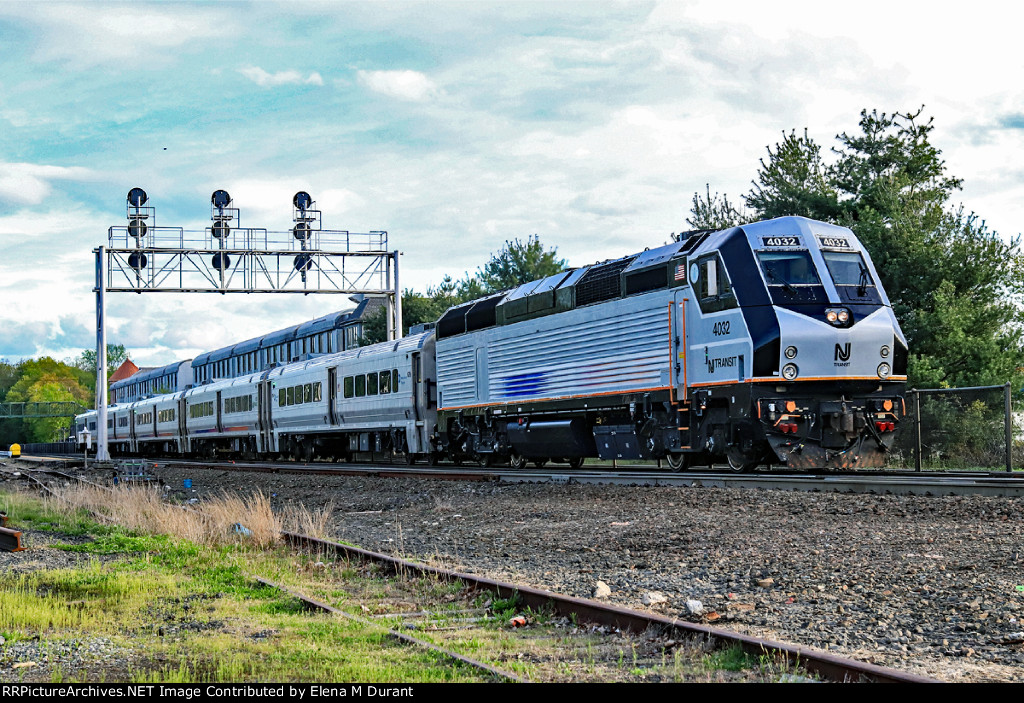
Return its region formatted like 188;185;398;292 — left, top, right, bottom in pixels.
817;235;852;249
761;236;800;247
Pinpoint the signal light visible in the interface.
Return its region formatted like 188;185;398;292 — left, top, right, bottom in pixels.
127;187;148;207
211;190;232;208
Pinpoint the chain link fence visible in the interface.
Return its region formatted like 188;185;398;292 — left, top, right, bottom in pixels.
889;383;1017;471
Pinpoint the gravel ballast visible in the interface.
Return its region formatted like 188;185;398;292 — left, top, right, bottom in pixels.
5;464;1024;682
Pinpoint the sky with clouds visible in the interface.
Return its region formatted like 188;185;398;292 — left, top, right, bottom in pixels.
1;1;1021;367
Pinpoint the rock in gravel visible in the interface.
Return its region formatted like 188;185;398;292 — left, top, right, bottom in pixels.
593;581;611;599
642;591;668;606
685;599;704;615
756;578;775;588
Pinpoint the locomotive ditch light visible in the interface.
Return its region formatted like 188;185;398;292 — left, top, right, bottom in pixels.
877;363;891;379
784;345;798;359
880;345;891;358
782;363;799;380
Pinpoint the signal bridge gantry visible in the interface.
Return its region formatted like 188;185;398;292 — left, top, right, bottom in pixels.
92;187;403;462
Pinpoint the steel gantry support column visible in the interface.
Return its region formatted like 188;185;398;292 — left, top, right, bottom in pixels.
393;250;402;340
95;246;110;461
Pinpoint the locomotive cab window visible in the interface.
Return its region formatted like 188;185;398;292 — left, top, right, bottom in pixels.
822;251;882;303
694;253;737;314
756;250;820;287
756;249;828;304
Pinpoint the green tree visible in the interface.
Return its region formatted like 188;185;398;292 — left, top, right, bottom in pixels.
685;184;748;231
471;235;568;294
692;107;1024;389
744;129;839;221
360;237;568;346
74;344;129;381
3;357;92;443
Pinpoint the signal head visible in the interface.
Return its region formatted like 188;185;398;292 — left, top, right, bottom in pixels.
211;189;232;208
127;187;148;207
293;191;313;210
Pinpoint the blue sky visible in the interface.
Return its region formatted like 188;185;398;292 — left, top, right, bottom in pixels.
1;1;1021;366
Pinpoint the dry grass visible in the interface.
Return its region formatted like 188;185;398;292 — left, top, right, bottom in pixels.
45;485;331;549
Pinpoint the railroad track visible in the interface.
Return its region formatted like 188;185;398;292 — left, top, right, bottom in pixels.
20;453;1024;498
4;466;939;682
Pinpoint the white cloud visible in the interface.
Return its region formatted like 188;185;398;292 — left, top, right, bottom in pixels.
239;67;325;87
0;4;234;65
357;70;439;102
0;163;96;206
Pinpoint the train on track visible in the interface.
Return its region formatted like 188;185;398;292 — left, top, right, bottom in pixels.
76;216;907;471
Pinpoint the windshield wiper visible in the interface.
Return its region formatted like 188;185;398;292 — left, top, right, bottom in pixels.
857;264;871;297
765;267;796;294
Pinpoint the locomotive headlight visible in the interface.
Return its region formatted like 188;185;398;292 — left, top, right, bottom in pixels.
785;346;798;359
880;345;891;358
782;363;799;380
825;307;851;327
877;362;891;379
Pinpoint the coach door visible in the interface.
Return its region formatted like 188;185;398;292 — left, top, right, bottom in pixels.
327;367;338;425
672;291;689;402
177;397;188;453
215;391;223;433
257;377;273;452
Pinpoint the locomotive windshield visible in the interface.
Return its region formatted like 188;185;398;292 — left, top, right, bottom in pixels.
822;251;875;289
756;251;821;288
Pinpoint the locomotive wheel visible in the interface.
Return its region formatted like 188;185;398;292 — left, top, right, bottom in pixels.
726;449;760;472
509;452;527;470
532;458;548;469
568;457;585;469
665;452;688;472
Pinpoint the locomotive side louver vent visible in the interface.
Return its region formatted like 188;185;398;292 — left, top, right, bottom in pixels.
465;293;504;332
575;256;635;307
624;266;668;295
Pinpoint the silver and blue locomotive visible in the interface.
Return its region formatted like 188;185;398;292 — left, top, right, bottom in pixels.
434;216;907;470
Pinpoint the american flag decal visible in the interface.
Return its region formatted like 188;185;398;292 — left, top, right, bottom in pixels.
674;264;686;281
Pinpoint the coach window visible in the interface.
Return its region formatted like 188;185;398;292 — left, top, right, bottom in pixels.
367;372;379;396
286;386;294;406
344;376;354;398
313;382;322;402
379;370;391;394
304;384;312;403
355;375;366;397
